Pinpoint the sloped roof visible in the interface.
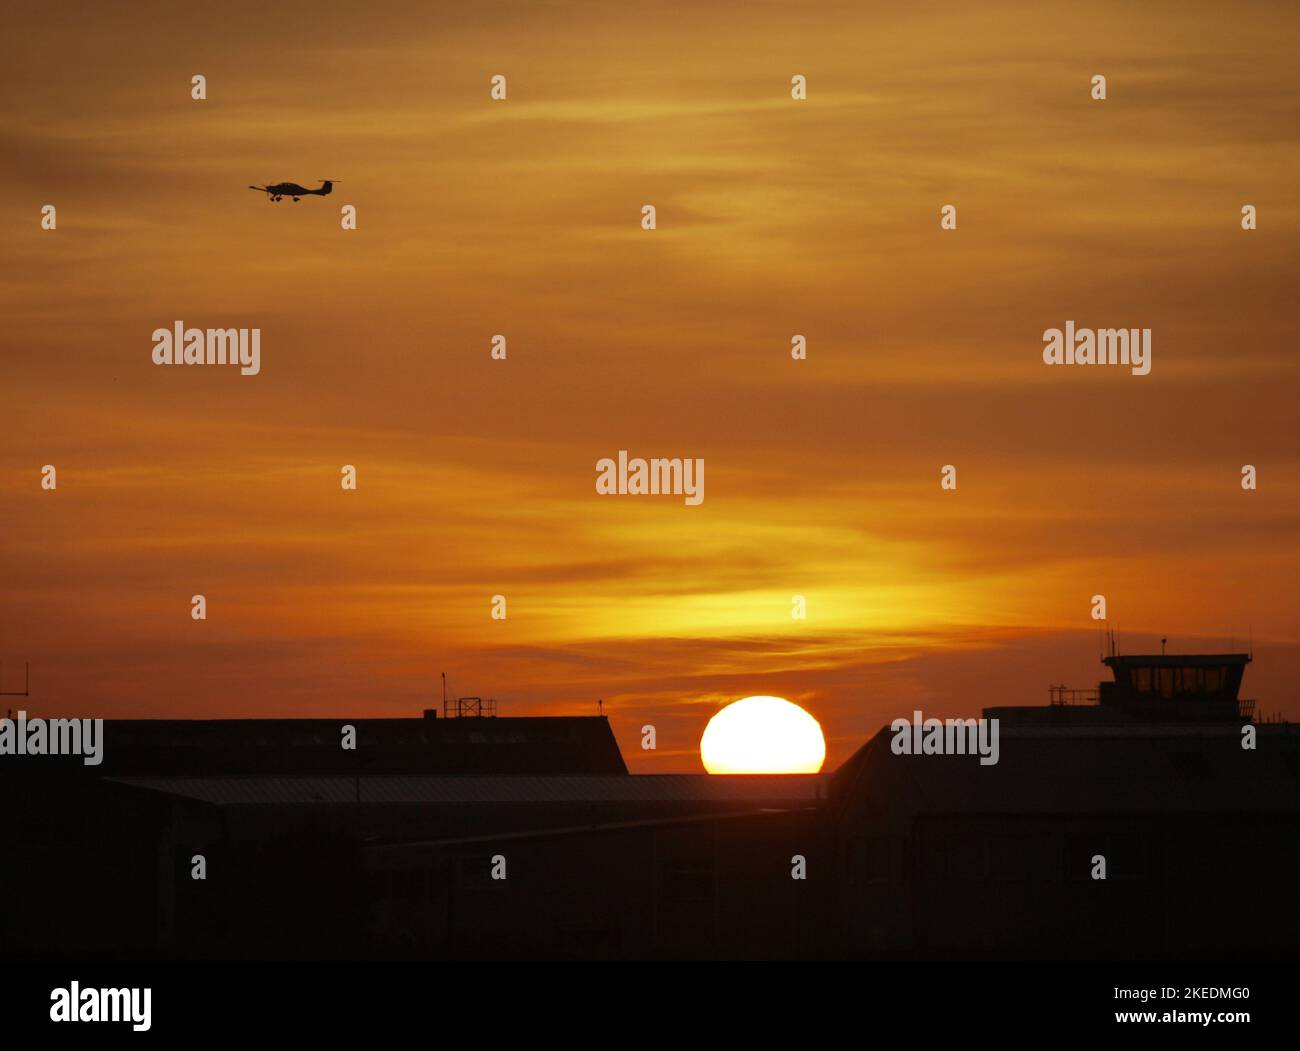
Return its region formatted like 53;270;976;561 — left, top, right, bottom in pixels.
110;773;825;807
832;724;1300;816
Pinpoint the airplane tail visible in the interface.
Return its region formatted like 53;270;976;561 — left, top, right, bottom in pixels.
315;180;337;195
248;185;269;193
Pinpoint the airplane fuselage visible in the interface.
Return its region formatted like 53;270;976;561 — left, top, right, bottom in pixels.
251;180;334;202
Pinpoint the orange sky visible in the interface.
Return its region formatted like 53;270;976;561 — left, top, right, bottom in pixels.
2;1;1298;770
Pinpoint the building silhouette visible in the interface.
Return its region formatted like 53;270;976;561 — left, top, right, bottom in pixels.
2;655;1297;959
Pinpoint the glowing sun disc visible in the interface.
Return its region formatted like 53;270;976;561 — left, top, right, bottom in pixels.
700;695;826;774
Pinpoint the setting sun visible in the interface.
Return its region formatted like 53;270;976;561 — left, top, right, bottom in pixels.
699;696;826;774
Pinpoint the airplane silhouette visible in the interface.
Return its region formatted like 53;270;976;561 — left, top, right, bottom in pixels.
248;180;338;203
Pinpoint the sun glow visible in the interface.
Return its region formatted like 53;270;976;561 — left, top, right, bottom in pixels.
699;695;826;774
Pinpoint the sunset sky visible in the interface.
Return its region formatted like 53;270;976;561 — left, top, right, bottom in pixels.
2;1;1298;770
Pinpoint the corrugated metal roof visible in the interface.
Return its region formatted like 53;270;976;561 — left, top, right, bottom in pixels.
110;773;825;806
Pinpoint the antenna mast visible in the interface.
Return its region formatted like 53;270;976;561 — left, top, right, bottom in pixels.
0;661;30;697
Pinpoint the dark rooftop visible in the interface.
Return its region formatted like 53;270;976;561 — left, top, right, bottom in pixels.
109;773;824;806
1104;653;1252;669
8;716;628;776
834;723;1300;816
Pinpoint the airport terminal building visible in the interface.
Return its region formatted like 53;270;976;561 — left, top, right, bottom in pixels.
3;653;1298;959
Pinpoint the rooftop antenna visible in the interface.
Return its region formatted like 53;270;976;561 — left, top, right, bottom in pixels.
598;698;604;716
1161;637;1167;656
0;661;30;698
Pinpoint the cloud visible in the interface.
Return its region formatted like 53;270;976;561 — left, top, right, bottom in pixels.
2;1;1297;768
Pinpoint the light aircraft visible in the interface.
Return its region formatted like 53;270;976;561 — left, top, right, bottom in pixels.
248;180;338;203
